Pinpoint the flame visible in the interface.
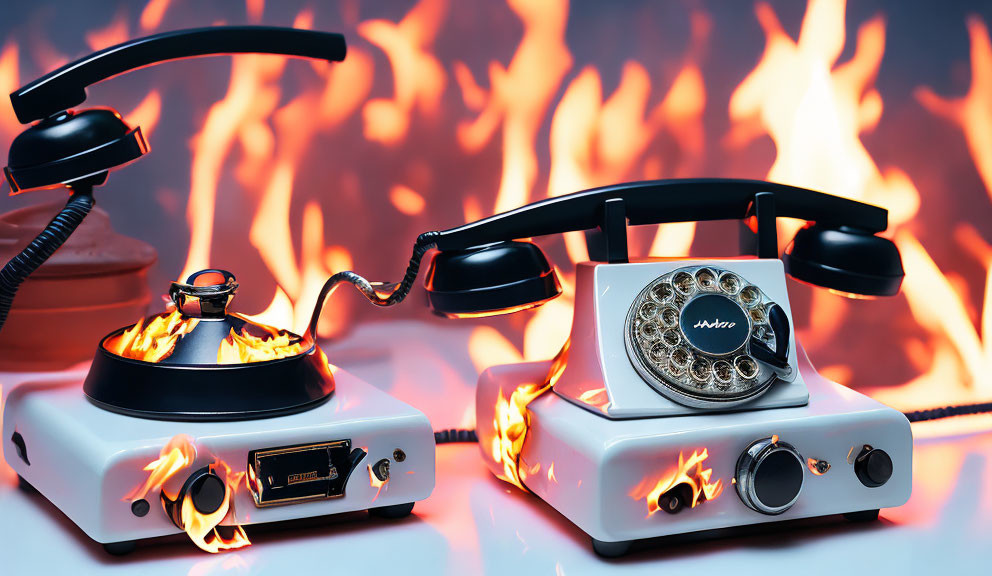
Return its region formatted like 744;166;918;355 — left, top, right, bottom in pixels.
456;0;572;214
85;11;128;52
126;434;196;502
216;326;305;364
368;464;388;502
629;449;724;517
105;311;199;363
547;462;557;484
179;470;251;554
489;341;569;491
916;17;992;204
125;90;162;138
140;0;171;31
389;184;427;215
359;0;448;145
730;0;991;426
181;53;286;280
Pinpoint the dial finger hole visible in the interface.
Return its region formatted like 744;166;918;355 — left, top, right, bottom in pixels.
661;329;681;347
749;306;766;324
695;268;717;291
639;301;660;320
639;321;661;340
739;286;760;306
734;355;758;379
673;272;695;295
690;358;711;382
659;306;679;327
648;342;668;364
650;282;674;304
670;347;691;370
713;360;734;386
719;273;741;294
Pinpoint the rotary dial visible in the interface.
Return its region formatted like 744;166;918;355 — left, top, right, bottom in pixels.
624;266;792;409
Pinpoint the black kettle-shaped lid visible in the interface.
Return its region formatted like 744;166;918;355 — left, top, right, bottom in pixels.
105;269;307;366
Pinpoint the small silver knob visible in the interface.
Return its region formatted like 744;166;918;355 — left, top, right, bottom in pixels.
735;437;804;515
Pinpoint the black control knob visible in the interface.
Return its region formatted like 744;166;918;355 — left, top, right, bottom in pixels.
736;437;804;515
854;446;892;488
161;466;227;529
189;470;226;514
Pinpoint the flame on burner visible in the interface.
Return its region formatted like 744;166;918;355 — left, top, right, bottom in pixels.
106;311;199;363
489;341;569;491
629;448;724;517
131;435;251;553
216;325;305;364
368;464;388;502
126;433;196;502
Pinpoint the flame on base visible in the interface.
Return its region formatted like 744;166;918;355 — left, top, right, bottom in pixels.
368;464;388;502
489;341;569;491
630;449;724;518
106;311;199;363
179;470;251;554
131;435;251;553
126;433;196;502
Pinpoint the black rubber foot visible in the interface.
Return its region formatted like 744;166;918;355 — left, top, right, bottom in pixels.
591;537;632;558
368;502;415;519
17;475;38;494
843;509;880;523
103;541;137;556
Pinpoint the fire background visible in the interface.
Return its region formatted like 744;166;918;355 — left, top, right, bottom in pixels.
1;0;991;573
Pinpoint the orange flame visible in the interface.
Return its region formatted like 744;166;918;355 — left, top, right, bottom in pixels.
105;311;199;363
179;468;251;554
126;433;196;502
456;0;573;213
216;326;305;364
359;0;448;145
489;341;569;491
140;0;171;31
629;448;724;517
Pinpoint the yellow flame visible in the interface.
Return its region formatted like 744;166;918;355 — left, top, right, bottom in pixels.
127;434;196;502
106;311;199;363
489;341;569;491
216;326;305;364
180;473;251;554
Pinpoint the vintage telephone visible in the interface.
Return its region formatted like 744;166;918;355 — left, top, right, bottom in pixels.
0;26;347;333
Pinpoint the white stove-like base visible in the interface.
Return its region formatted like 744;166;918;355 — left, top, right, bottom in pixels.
2;368;435;545
476;347;912;548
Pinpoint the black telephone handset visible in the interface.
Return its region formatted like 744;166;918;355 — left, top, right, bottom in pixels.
0;26;347;333
420;179;904;318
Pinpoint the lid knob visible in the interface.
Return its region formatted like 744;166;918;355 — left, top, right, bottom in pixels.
169;269;238;318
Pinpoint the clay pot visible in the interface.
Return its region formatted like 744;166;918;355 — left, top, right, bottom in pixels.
0;200;157;370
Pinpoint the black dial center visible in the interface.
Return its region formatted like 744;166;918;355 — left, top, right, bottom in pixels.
753;449;804;509
679;293;750;355
190;472;226;515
